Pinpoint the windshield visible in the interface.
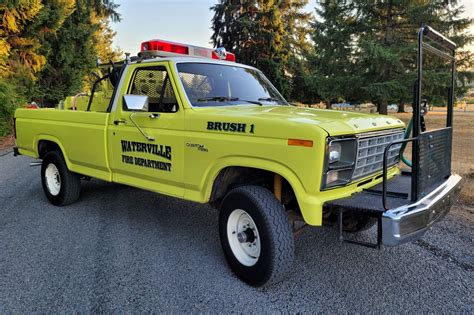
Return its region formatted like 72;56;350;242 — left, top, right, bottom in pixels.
176;63;288;107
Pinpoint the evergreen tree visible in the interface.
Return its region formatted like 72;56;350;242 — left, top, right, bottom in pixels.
33;1;96;104
309;0;473;113
354;0;415;114
307;0;357;108
32;0;121;105
1;0;120;134
355;0;472;113
92;16;123;63
0;0;47;79
210;0;310;98
281;0;311;101
1;0;121;113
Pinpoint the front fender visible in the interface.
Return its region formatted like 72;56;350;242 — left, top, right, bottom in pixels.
199;156;323;226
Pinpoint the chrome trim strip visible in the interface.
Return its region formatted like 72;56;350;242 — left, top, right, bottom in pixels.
356;128;405;139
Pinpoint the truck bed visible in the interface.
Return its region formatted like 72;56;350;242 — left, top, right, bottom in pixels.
15;109;112;181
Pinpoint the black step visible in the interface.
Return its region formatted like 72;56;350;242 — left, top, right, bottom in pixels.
324;173;412;214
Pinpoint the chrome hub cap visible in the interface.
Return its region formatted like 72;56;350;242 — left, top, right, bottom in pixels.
227;209;261;266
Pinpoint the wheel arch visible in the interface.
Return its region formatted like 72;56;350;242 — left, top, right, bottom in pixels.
206;158;305;211
36;136;72;168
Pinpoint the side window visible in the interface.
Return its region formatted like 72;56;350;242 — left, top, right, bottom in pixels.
128;66;178;113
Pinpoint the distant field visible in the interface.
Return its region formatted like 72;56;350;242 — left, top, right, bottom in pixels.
393;112;474;208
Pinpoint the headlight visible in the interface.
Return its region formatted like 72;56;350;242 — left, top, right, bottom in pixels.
322;138;357;189
329;142;341;163
325;169;354;187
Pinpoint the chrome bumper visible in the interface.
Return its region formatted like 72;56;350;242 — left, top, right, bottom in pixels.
382;174;462;246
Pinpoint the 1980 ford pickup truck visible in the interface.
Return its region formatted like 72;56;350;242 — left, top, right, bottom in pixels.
14;27;462;286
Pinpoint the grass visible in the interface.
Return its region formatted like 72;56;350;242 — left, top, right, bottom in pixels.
393;111;474;207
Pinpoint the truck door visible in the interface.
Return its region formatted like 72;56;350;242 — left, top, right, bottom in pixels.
108;62;185;197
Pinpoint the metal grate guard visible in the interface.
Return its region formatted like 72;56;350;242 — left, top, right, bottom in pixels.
416;127;452;199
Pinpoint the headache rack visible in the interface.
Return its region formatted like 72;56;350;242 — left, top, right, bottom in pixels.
324;25;459;249
89;40;235;113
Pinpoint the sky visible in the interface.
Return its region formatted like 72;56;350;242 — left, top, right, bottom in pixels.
111;0;474;56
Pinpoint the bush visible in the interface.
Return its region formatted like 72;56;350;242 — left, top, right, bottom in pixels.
0;79;25;137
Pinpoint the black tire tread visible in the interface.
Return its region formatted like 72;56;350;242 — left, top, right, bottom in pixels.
222;185;295;286
42;151;81;206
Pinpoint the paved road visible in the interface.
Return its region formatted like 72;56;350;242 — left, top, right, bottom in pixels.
0;152;472;313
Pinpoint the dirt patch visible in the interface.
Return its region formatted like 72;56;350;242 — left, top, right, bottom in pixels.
450;205;474;225
0;135;14;152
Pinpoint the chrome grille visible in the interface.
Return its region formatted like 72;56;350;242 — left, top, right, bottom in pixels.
353;130;405;180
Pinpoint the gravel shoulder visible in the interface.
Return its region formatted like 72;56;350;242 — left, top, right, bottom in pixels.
0;153;472;313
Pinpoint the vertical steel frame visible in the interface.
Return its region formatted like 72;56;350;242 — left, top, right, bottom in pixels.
411;26;456;202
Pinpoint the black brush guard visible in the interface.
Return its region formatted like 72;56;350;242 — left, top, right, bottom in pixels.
324;26;463;248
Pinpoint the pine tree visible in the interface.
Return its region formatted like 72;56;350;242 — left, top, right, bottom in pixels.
359;0;472;113
32;0;121;105
210;0;310;98
307;0;357;108
0;0;46;79
309;0;473;113
92;16;123;63
280;0;311;101
354;0;433;114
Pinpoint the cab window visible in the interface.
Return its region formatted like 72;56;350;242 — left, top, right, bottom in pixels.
128;66;178;113
176;62;288;107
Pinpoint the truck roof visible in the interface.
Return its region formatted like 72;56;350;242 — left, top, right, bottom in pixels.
131;56;255;69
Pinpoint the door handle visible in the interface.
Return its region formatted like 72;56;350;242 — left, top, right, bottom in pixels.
113;119;127;125
149;113;160;119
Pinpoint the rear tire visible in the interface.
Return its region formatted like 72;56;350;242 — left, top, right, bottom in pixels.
219;186;295;287
41;151;81;206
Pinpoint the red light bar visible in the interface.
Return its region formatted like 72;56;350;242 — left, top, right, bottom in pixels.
139;39;236;62
212;51;236;62
141;40;189;55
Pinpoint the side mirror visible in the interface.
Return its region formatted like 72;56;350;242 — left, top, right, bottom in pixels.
123;94;149;112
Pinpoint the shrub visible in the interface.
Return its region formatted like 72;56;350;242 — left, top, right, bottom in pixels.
0;79;25;137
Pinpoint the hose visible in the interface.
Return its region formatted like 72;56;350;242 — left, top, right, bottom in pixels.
400;118;413;167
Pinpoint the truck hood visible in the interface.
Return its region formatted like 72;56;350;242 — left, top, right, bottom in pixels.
193;105;405;136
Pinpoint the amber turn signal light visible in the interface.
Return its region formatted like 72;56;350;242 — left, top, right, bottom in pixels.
288;139;313;147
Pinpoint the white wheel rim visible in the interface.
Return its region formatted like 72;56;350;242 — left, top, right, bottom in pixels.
45;163;61;196
227;209;261;267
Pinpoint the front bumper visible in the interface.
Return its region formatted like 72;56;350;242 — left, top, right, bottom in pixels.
382;174;462;246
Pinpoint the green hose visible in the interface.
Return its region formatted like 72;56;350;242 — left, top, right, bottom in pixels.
400;118;413;167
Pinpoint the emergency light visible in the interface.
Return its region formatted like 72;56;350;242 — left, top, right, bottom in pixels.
139;39;236;62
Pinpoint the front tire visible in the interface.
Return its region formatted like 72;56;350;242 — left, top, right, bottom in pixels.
219;186;295;287
41;151;81;206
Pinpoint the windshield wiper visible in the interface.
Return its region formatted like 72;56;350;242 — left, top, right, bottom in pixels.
237;99;263;105
196;96;262;105
197;96;238;102
258;97;281;103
